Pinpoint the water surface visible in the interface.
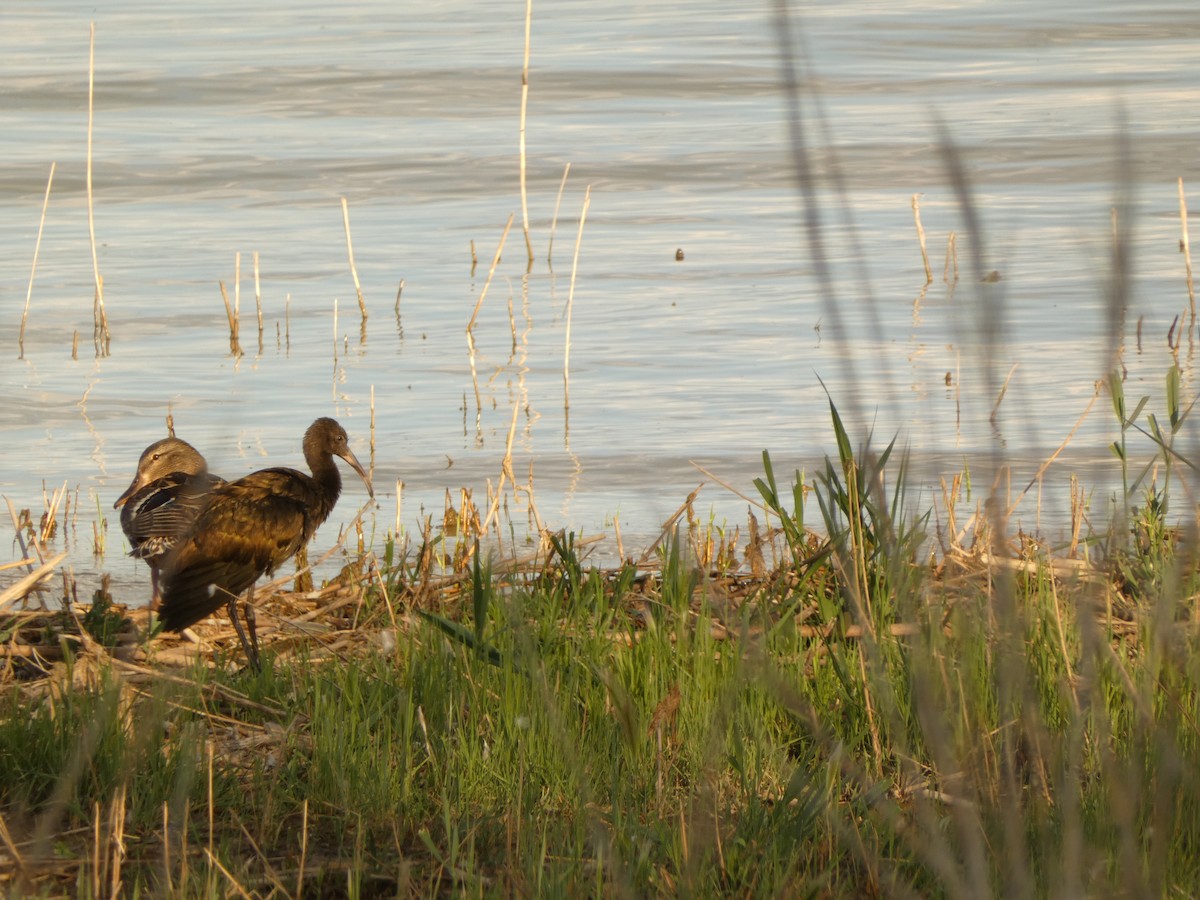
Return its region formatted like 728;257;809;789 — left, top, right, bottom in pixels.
3;1;1199;600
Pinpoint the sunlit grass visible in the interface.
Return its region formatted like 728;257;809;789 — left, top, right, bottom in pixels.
3;369;1200;895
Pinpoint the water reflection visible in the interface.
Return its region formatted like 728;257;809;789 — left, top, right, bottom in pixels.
1;1;1198;601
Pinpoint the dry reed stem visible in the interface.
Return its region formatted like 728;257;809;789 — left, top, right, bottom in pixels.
912;193;932;284
297;799;309;900
19;162;56;358
482;401;522;533
218;281;242;357
234;251;241;335
340;197;368;320
204;847;253;900
635;483;704;567
1180;178;1195;329
369;384;376;477
563;185;592;395
0;552;68;613
86;24;109;354
547;162;571;266
253;250;263;347
6;496;42;567
989;362;1018;425
0;811;27;881
1005;380;1102;520
690;461;770;512
519;0;534;267
944;231;958;283
466;214;515;334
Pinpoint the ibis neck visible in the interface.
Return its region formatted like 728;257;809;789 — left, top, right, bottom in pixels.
306;453;343;525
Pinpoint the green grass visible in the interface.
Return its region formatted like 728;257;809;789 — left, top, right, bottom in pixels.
4;379;1200;896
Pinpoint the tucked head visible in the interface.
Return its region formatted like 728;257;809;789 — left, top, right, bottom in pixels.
114;437;208;509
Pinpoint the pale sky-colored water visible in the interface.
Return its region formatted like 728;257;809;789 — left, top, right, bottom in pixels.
3;1;1200;601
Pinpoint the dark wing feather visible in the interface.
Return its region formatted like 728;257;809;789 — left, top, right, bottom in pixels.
122;471;225;562
157;468;314;632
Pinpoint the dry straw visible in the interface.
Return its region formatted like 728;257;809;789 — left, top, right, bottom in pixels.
218;280;242;357
341;197;368;321
466;214;515;336
912;193;932;284
944;231;958;283
19;162;55;358
548;162;571;266
253;250;263;352
86;23;110;355
563;185;592;401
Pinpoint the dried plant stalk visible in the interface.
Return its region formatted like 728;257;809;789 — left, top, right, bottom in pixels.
912;193;932;284
548;162;571;266
466;214;515;334
87;23;110;354
341;197;368;320
563;185;592;393
19;161;56;358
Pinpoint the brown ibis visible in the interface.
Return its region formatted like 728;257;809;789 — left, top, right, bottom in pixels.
158;417;373;669
113;437;225;607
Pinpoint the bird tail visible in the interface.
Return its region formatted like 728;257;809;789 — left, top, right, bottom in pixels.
158;559;260;632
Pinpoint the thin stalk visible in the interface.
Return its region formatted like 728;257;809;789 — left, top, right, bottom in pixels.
253;250;263;351
19;162;56;359
466;214;515;334
87;23;110;355
548;162;571;268
563;186;592;399
912;193;932;284
341;197;368;321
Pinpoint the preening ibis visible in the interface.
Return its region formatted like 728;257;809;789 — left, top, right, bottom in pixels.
114;437;224;606
158;417;373;669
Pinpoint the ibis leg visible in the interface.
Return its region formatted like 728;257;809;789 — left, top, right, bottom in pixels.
244;588;261;661
227;593;261;672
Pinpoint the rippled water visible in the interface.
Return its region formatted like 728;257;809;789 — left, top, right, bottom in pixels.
3;1;1200;600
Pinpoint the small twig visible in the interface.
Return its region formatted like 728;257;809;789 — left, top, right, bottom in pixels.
19;162;56;358
341;197;368;321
